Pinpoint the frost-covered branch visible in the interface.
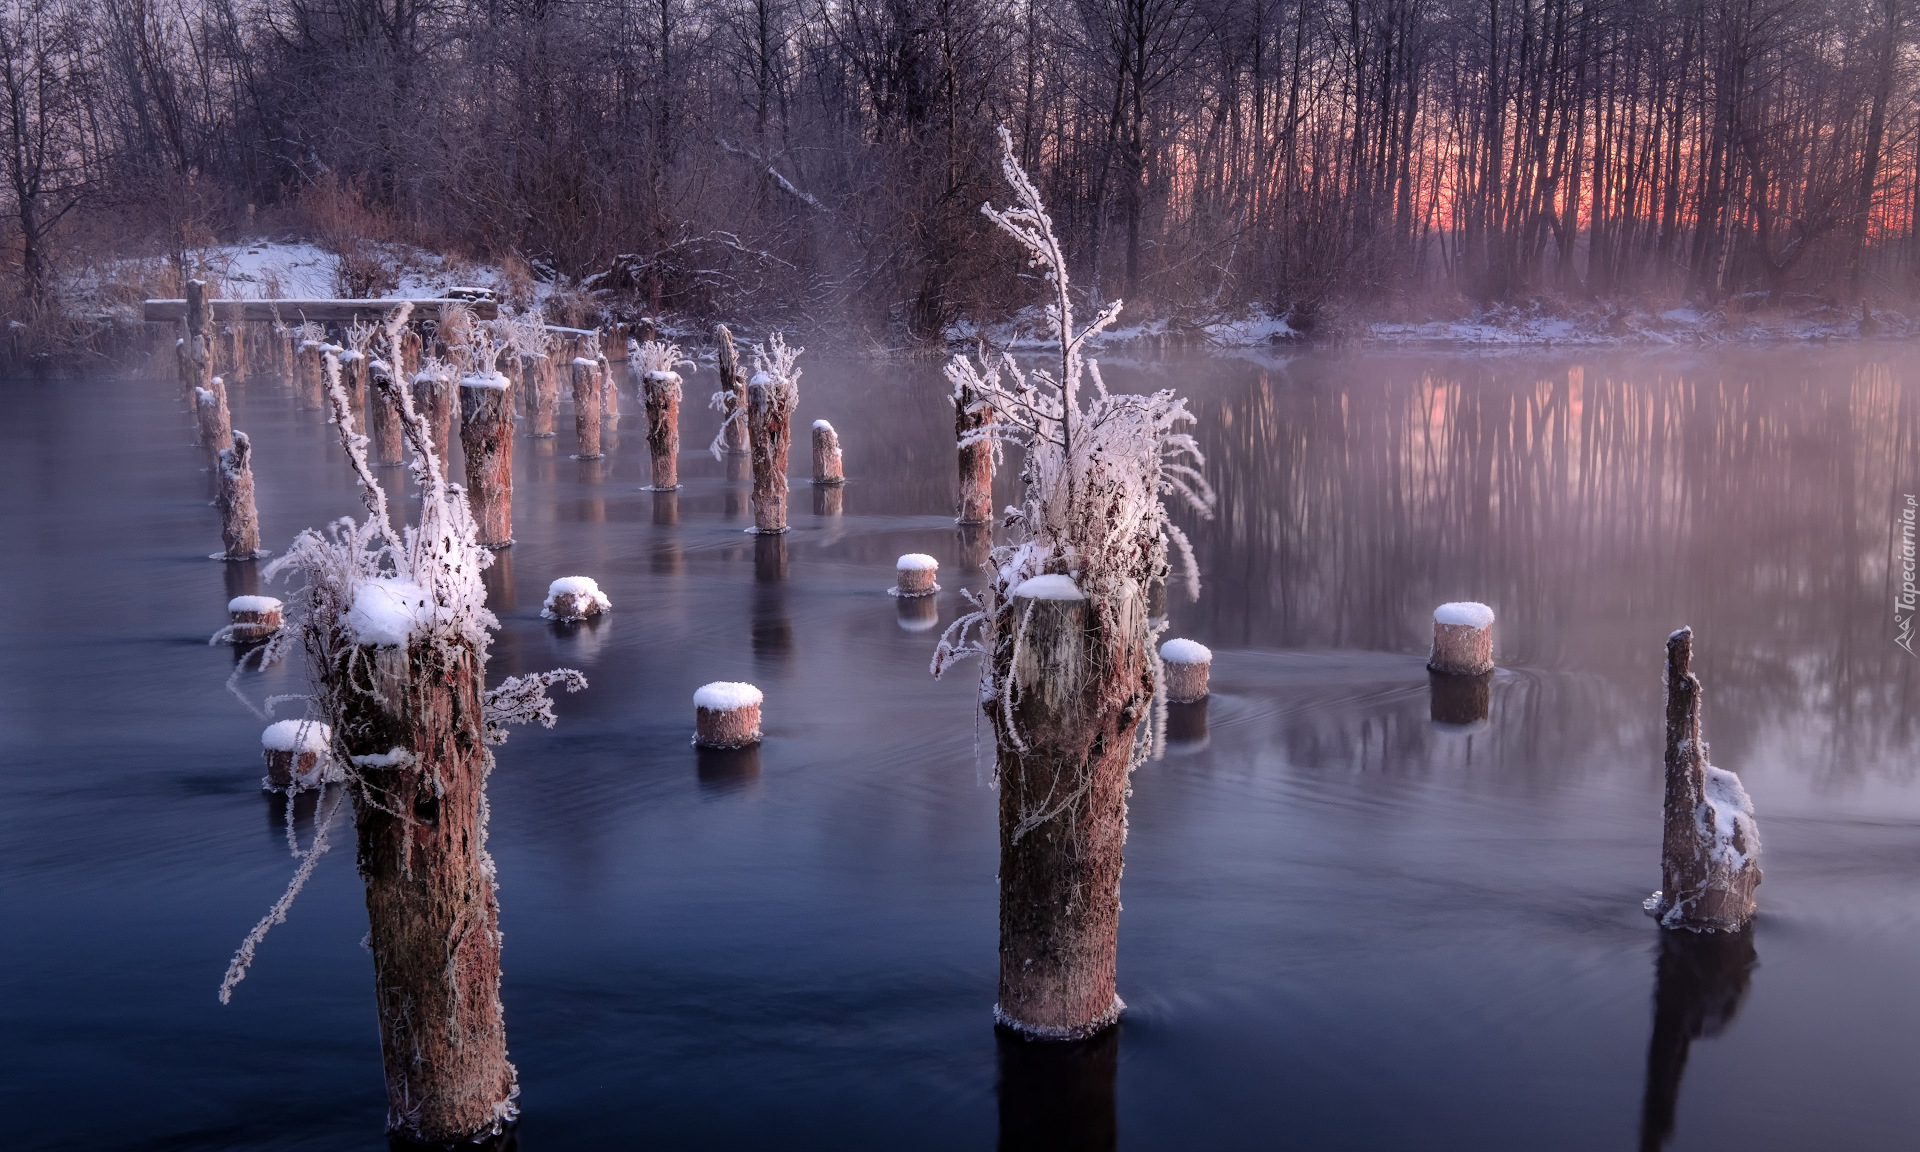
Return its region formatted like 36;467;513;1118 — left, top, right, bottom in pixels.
483;669;588;745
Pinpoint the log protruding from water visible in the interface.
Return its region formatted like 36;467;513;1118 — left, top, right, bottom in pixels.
182;279;214;407
194;380;231;470
295;338;325;409
569;355;603;459
542;576;609;622
367;357;406;465
411;368;454;466
714;325;750;455
331;626;517;1144
894;553;939;597
1647;626;1762;932
747;368;794;533
1428;601;1495;674
992;574;1144;1041
1159;638;1212;703
226;595;283;642
811;420;844;486
460;372;514;548
956;378;995;524
261;719;332;791
215;431;262;560
642;368;682;489
526;349;558;437
694;681;763;748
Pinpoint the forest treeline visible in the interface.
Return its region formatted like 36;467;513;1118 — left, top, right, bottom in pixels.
4;0;1919;338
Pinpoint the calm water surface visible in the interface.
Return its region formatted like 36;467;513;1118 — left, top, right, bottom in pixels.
4;346;1920;1150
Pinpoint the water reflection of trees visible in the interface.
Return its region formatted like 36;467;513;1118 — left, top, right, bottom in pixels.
1180;351;1920;783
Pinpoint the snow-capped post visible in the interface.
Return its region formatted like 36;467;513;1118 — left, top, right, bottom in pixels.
367;356;406;466
411;363;454;466
955;376;995;524
460;368;514;549
812;420;844;486
1429;602;1495;674
710;324;751;456
194;380;232;471
636;340;694;490
225;595;283;642
542;576;609;622
569;350;603;459
1647;627;1762;932
215;431;262;560
694;681;763;748
929;128;1215;1041
218;301;587;1146
261;720;331;791
746;334;802;533
895;553;939;597
339;330;370;428
1160;639;1211;703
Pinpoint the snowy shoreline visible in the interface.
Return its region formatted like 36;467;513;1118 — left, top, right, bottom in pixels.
64;239;1919;354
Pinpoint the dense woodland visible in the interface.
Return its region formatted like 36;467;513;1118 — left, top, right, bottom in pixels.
4;0;1920;337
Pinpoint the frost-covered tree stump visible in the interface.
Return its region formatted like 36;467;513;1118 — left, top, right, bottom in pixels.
746;335;802;533
894;553;938;597
542;576;610;622
181;279;214;409
195;380;231;472
226;594;283;642
694;681;763;748
332;599;517;1141
812;420;843;486
215;432;261;560
955;378;995;524
340;349;368;429
636;341;690;490
992;576;1148;1038
1429;602;1495;674
261;719;331;790
1159;638;1211;703
569;355;603;459
295;339;325;409
460;371;514;548
712;325;751;455
1647;627;1761;932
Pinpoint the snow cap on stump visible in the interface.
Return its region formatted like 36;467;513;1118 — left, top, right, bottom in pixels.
345;579;431;647
1013;573;1083;600
1429;601;1494;675
1159;638;1212;703
261;719;334;791
543;576;611;622
226;595;283;643
695;681;763;748
894;553;939;597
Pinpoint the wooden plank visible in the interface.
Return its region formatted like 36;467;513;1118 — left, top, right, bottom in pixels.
143;298;498;323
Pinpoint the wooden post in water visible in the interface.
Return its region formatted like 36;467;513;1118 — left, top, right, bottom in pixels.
340;350;368;430
460;371;514;548
569;351;603;459
195;380;232;471
215;431;261;560
332;623;516;1143
1647;627;1762;932
991;574;1144;1039
526;350;558;437
597;331;620;423
1429;602;1495;674
747;363;795;533
368;356;406;466
183;281;215;409
811;420;844;486
412;367;454;466
295;338;326;409
714;325;750;454
641;365;682;489
956;377;995;524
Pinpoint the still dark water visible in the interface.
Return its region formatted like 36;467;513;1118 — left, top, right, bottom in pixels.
5;346;1920;1150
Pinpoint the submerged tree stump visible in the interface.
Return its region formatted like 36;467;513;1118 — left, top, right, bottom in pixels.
526;353;557;438
1647;627;1762;932
215;432;261;560
812;420;843;486
295;340;326;409
642;368;682;489
194;381;232;472
460;373;514;548
569;356;603;459
226;594;283;642
991;575;1148;1039
1159;638;1211;703
332;631;517;1144
261;719;330;790
714;325;750;454
1429;602;1495;674
694;681;763;748
747;373;793;533
955;378;995;524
